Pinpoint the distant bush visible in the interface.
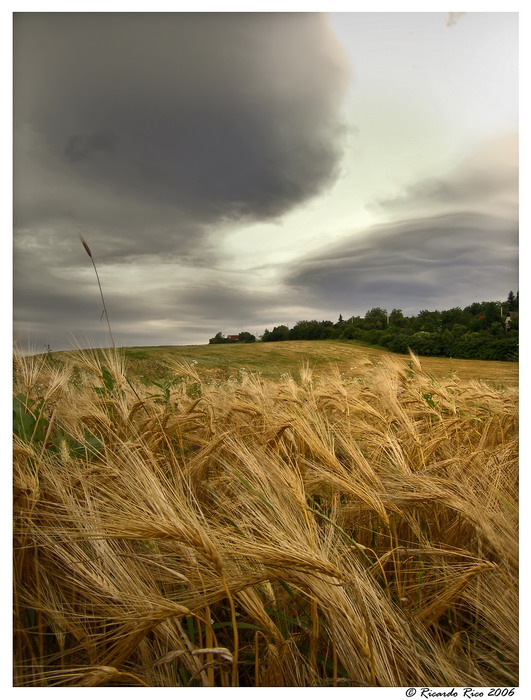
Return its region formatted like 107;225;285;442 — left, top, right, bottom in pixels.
209;331;256;344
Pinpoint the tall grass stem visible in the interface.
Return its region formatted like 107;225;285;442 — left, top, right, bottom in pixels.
80;235;116;349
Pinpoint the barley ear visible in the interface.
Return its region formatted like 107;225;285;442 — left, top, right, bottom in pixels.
80;234;93;258
79;234;115;349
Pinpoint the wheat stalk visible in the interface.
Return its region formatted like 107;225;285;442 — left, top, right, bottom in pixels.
80;234;116;349
13;350;518;686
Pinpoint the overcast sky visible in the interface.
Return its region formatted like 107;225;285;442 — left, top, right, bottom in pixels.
13;10;518;351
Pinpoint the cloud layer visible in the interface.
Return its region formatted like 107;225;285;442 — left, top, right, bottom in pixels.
13;13;518;352
14;13;350;264
372;133;518;220
286;134;518;317
14;12;354;349
286;211;518;315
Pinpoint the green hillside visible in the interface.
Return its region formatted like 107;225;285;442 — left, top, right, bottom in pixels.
54;339;518;387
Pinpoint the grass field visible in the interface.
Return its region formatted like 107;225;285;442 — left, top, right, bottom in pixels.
13;342;518;686
56;339;519;386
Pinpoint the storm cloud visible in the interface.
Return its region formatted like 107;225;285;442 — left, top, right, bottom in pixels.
13;254;293;350
14;12;350;263
286;211;518;316
13;13;518;352
285;136;518;317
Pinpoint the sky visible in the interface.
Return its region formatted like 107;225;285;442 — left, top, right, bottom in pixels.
12;9;519;351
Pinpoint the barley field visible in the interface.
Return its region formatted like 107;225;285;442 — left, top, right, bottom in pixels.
13;345;518;687
120;339;519;386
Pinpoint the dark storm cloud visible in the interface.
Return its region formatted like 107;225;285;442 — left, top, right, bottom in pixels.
14;12;352;350
65;131;118;162
280;133;519;316
13;256;289;350
14;12;350;264
286;212;518;315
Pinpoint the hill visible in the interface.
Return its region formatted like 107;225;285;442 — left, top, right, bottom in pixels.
54;339;518;387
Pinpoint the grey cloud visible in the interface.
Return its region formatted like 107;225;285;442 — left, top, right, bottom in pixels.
14;208;518;352
14;138;213;268
14;12;350;263
65;131;118;162
372;133;518;220
14;12;352;351
376;172;513;211
286;212;518;315
169;283;295;325
13;244;298;350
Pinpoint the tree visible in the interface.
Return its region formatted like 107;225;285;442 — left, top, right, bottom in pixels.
290;320;317;340
262;325;290;342
238;331;256;343
441;307;468;330
489;322;505;337
257;294;517;359
268;325;290;341
209;331;227;344
389;308;407;328
364;307;388;330
414;309;441;333
451;323;468;337
408;331;442;356
386;333;411;354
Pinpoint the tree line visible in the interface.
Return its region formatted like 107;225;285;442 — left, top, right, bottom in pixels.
210;291;518;361
209;331;257;344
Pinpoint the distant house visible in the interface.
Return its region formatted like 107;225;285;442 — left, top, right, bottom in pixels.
505;312;518;331
226;335;240;342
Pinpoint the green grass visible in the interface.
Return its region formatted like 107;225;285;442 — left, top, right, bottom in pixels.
51;339;518;388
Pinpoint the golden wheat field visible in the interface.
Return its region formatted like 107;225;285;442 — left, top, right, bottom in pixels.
13;346;518;687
